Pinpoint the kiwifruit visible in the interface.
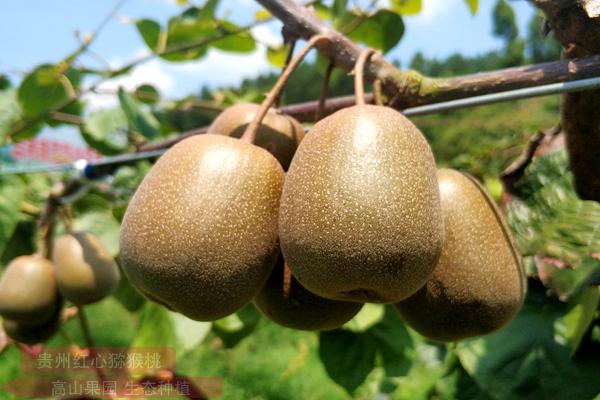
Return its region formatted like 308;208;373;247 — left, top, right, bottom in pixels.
2;304;61;345
120;134;284;321
0;255;59;324
52;232;120;305
279;104;444;304
207;103;304;170
395;169;526;342
254;254;363;331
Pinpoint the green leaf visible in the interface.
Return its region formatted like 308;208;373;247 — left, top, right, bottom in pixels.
456;286;600;400
74;210;120;257
0;75;10;90
17;64;82;120
134;84;160;104
390;0;422;15
212;303;261;348
554;286;599;354
118;87;161;140
0;89;22;142
319;329;377;394
543;256;600;299
112;271;145;312
0;176;24;257
343;304;385;332
163;8;214;62
464;0;478;15
367;307;413;377
507;151;600;266
80;108;129;155
348;9;405;53
211;21;256;53
135;19;163;52
199;0;219;19
0;220;36;267
266;45;288;68
131;301;176;348
170;312;211;353
332;0;348;19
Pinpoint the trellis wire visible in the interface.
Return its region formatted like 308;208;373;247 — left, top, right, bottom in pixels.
2;75;600;178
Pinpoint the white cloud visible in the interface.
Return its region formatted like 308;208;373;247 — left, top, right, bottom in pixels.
251;24;282;47
405;0;455;24
83;58;175;110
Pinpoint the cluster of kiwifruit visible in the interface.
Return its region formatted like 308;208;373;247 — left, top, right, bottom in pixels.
120;93;527;341
0;232;120;344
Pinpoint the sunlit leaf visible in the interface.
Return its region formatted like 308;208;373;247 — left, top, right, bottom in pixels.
212;303;261;348
131;301;177;349
554;286;599;354
211;21;256;53
390;0;422;15
266;45;288;68
464;0;478;15
171;312;212;353
134;84;160;104
343;304;385;332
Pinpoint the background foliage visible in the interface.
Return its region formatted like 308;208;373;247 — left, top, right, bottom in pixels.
0;1;598;399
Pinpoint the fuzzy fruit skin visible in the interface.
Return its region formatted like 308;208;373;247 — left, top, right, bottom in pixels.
52;232;121;305
279;105;444;304
120;134;284;321
395;169;526;342
207;103;304;170
254;254;363;331
3;305;61;345
0;256;59;324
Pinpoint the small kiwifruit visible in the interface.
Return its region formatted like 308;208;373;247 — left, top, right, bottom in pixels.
120;134;284;321
207;103;304;170
279;104;444;304
0;255;59;324
52;232;120;305
395;169;526;342
254;254;363;331
3;306;61;345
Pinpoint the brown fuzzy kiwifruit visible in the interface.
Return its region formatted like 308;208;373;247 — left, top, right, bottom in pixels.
120;134;284;321
2;304;61;345
279;104;444;304
52;232;120;305
254;254;363;331
0;255;60;324
207;103;304;170
395;169;526;342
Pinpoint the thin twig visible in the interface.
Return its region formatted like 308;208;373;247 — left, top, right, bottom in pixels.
316;60;335;121
275;39;297;108
240;33;332;144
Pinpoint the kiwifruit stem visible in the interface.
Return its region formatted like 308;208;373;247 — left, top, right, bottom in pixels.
77;306;108;383
354;48;376;106
240;33;332;144
274;38;297;109
315;60;335;122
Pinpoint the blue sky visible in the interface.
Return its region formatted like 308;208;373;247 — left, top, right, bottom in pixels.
0;0;536;143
